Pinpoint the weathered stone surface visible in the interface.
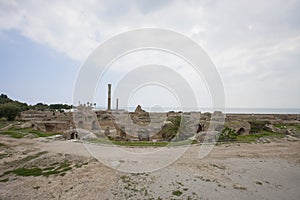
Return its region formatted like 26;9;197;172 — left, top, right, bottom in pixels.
225;120;251;135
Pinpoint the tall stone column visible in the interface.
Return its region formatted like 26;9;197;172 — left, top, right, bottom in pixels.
107;84;111;111
116;98;119;112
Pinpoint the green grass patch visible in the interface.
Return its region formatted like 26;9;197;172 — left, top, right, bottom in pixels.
11;167;43;176
21;128;60;137
0;131;24;138
237;131;285;143
273;123;300;131
293;124;300;131
0;127;61;139
286;124;300;132
87;138;197;147
42;161;72;177
1;160;73;178
113;141;169;147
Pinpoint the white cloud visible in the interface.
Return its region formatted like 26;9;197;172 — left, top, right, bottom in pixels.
0;0;299;108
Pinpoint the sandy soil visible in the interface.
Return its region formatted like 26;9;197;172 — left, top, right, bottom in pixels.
0;135;299;200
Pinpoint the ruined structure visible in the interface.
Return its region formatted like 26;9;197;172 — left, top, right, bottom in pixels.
116;98;119;113
20;110;74;132
18;83;300;141
107;84;112;111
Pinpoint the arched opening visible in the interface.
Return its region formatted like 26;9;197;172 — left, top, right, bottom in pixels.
70;132;78;139
237;127;246;135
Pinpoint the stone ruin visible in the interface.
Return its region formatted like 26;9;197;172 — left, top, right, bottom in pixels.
20;110;74;133
18;83;300;141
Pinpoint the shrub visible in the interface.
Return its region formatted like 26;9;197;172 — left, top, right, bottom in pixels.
249;120;270;133
218;126;237;141
172;190;183;196
0;103;20;121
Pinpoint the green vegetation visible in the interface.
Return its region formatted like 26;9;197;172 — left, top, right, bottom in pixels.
0;127;60;138
249;120;270;133
159;116;181;141
49;104;72;110
274;123;300;131
11;167;43;177
112;141;169;147
236;131;285;143
0;94;29;121
0;156;74;178
42;161;72;176
0;103;21;121
172;190;183;196
218;126;238;141
0;131;24;138
0;93;72;121
1;163;73;177
87;138;197;147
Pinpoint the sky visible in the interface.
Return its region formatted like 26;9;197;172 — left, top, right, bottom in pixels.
0;0;299;109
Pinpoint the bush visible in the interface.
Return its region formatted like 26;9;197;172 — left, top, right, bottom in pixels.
218;126;237;141
0;103;20;121
249;120;270;133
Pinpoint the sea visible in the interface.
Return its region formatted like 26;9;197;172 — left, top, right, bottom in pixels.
95;107;300;114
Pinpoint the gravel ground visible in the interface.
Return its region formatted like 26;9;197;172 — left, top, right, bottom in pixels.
0;135;299;200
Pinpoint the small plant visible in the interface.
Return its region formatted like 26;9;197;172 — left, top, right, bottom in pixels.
172;190;183;196
218;126;237;141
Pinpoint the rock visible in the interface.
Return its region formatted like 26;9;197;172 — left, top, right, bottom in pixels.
134;105;145;113
130;105;150;125
255;181;263;185
233;183;247;190
286;135;300;142
24;133;37;139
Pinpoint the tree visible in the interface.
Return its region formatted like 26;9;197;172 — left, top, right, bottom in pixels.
0;103;20;121
0;93;12;104
33;103;49;111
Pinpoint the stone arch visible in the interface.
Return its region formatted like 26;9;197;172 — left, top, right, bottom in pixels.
237;127;246;135
70;132;78;139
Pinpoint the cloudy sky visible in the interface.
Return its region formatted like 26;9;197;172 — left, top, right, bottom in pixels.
0;0;299;109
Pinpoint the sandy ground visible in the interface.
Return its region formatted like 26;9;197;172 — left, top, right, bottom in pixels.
0;135;300;200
